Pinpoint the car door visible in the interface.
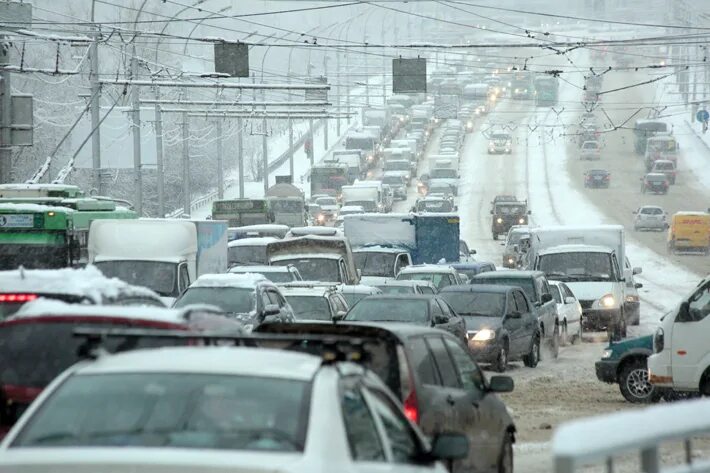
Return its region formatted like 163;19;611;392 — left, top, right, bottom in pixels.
430;300;449;332
561;283;582;324
501;292;525;357
443;336;504;473
671;282;710;390
424;335;478;473
513;290;537;350
438;299;466;342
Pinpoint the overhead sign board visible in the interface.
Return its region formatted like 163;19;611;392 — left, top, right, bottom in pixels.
305;76;328;102
392;58;427;94
214;42;249;78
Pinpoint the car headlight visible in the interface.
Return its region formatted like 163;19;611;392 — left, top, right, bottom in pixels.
317;214;325;222
400;116;405;122
599;294;616;308
471;329;496;341
507;257;515;264
496;217;503;223
367;155;374;162
518;218;525;224
601;349;613;359
467;121;473;128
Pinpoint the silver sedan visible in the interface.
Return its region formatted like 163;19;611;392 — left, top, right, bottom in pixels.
633;205;669;231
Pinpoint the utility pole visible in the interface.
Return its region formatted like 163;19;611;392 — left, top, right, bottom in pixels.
89;31;102;194
182;111;190;216
262;116;268;195
288;118;294;180
154;89;165;217
336;51;341;136
237;117;244;198
308;119;314;166
323;55;329;151
216;119;224;199
130;53;143;215
0;34;12;183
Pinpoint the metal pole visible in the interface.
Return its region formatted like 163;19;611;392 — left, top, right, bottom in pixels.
323;55;329;150
288;118;294;180
182;111;190;216
154;91;165;217
216;119;224;199
130;53;143;215
89;30;102;194
336;50;341;136
0;32;12;184
262;117;268;194
308;119;314;166
237;117;244;198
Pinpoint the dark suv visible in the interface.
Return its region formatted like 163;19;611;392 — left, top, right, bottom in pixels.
490;200;530;240
257;322;516;473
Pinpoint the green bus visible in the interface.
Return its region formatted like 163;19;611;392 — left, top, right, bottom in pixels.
211;198;274;227
534;76;559;106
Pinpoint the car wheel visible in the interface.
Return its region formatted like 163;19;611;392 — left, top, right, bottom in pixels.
492;342;508;373
621;314;628;338
561;320;568;346
618;359;661;403
546;324;560;359
492;232;498;240
573;320;583;344
523;334;540;368
498;431;514;473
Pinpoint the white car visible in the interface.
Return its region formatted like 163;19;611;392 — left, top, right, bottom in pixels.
549;280;583;344
580;140;601;160
633;205;668;231
0;343;467;473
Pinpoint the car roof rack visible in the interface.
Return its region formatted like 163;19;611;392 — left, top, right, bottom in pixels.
73;327;375;365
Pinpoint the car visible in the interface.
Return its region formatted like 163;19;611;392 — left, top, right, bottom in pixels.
338;205;365;217
227;236;278;267
650;159;677;184
0;266;164;320
306;203;325;225
173;273;295;330
584;169;611;188
396;264;465;290
375;279;438;295
596;334;660;403
501;225;530;268
0;300;242;435
0;335;467;473
353;246;413;285
426;181;457;198
343;294;467;343
488;132;512;154
336;284;382;308
450;262;496;281
580;140;601;160
257;321;516;473
490;200;530;240
278;283;349;321
471;270;560;359
491;195;518;205
381;172;408;200
413;196;455;213
228;264;302;283
549;280;583;344
640;173;669;194
314;196;339;221
633;205;668;231
439;285;541;372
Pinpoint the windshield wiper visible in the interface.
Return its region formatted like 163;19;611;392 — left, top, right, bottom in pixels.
545;271;579;281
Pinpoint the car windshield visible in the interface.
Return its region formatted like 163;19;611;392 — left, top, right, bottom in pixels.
538;252;613;282
228;245;269;266
94;261;176;297
507;231;527;245
418;200;453;212
440;291;505;316
340;292;369;307
474;277;536;302
377;284;416;295
354;252;396;277
286;295;331;321
640;207;663;215
496;205;524;214
272;258;340;283
398;271;453;289
430;169;457;179
11;373;309;452
174;287;255;314
492;134;509;141
346;299;429;324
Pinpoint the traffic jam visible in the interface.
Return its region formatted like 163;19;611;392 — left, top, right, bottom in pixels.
1;1;710;473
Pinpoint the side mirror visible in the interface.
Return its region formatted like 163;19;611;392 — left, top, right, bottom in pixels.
632;267;642;275
513;244;519;252
541;293;553;304
507;311;521;319
528;210;532;215
469;249;477;255
263;304;280;317
487;375;514;393
564;296;576;304
428;432;469;461
635;283;644;289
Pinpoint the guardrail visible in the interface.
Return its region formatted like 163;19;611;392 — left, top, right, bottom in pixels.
553;398;710;473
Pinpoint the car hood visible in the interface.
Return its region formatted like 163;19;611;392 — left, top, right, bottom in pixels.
463;316;502;331
565;281;618;300
607;334;653;353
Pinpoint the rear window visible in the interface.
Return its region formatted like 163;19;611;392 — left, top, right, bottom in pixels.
0;321;187;388
473;277;536;302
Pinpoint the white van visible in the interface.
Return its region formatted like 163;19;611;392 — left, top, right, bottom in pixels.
648;276;710;395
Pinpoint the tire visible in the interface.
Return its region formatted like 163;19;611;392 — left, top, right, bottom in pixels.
498;431;514;473
492;232;498;240
572;320;583;344
621;313;628;338
492;342;509;373
523;334;540;368
561;320;568;346
618;359;661;403
546;324;560;359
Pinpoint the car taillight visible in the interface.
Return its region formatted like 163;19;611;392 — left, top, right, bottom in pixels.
0;294;38;303
397;345;419;424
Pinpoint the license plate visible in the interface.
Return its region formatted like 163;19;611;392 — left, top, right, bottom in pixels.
594;176;603;180
0;214;34;228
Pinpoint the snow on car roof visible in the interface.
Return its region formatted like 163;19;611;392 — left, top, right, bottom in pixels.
10;299;185;324
227;237;278;247
229;265;290;273
191;273;268;289
338;284;382;294
538;244;613;255
399;264;455;273
279;286;331;297
78;346;322;381
271;253;343;262
353;245;405;254
340;205;365;212
0;266;159;301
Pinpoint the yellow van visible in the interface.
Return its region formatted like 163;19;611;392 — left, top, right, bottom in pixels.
667;211;710;255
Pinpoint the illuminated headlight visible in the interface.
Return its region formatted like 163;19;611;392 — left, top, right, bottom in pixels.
399;116;405;122
496;217;503;224
489;95;497;102
434;118;440;124
599;294;616;308
625;295;639;303
367;155;374;162
475;109;481;115
467;121;473;128
518;218;525;224
367;170;374;178
514;88;521;93
507;257;515;264
471;329;496;341
317;214;325;222
601;349;613;359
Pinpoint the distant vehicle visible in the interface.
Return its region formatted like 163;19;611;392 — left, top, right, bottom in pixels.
534;76;559;106
353;246;412;285
381;172;408;200
490;199;530;240
338;205;365;217
375;279;438;295
502;225;530;268
310;161;349;198
396;264;465;290
173;273;295;329
488;132;512;154
336;284;382;307
228;264;302;283
227;237;278;267
0;266;163;321
343;294;466;343
414;196;455;213
279;283;349;321
633;119;671;155
510;71;533;99
450;262;496;281
667;211;710;255
580;140;601;160
314;196;339;222
644;134;678;167
228;224;289;241
640;173;670;194
265;183;307;227
650;159;677;184
549;280;583;344
633;206;668;232
211;198;273;226
439;285;541;372
584;169;611;188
